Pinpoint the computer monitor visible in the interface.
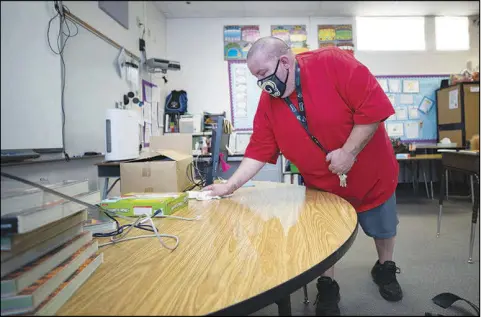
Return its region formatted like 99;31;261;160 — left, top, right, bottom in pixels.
205;116;229;186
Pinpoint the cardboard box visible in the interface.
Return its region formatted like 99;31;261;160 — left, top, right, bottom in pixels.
100;192;188;217
120;134;193;194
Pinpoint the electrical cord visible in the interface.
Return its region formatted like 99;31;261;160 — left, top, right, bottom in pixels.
186;161;205;189
94;207;199;250
98;208;198;250
0;171;195;251
92;209;160;238
47;1;78;161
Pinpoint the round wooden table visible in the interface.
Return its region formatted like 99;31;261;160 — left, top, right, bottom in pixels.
58;181;358;316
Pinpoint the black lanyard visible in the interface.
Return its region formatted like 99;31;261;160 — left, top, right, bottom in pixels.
283;63;330;154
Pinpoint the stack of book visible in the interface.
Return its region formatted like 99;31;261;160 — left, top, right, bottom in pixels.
1;180;105;315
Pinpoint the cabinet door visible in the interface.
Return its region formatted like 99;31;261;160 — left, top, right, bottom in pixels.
437;85;462;124
464;84;480;142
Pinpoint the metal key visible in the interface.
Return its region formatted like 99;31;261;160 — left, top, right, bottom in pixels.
339;173;347;187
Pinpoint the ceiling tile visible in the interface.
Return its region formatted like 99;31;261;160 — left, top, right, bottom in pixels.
155;1;480;18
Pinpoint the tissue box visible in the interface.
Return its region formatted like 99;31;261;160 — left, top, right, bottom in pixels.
99;192;188;217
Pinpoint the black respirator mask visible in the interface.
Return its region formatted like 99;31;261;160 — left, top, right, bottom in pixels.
257;60;289;98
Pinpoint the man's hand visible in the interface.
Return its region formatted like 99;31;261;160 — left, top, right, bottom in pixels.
202;183;235;197
200;157;266;197
326;148;356;175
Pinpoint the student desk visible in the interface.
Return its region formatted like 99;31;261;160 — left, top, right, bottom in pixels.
396;154;443;199
437;150;479;264
57;182;358;316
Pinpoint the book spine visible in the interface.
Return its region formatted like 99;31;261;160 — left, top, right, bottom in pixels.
0;241;98;313
1;254;103;316
34;253;104;316
1;231;92;296
1;181;89;217
18;191;100;235
4;211;87;253
1;224;83;275
1;227;83;279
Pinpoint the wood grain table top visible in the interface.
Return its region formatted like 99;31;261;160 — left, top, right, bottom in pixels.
58;181;358;316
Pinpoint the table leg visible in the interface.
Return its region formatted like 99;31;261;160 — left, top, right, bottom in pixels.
302;285;309;304
423;161;430;199
416;161;420;194
102;177;110;200
410;161;416;194
428;160;434;200
437;168;446;237
468;175;479;264
276;296;292;316
445;170;449;200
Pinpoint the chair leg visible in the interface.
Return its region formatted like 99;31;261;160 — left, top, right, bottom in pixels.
470;175;475;205
303;285;309;304
468;175;479;264
438;169;446;237
423;163;430;199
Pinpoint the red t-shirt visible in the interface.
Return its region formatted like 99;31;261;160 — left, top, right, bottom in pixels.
244;47;399;212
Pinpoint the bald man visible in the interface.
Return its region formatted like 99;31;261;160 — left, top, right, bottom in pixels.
204;37;401;315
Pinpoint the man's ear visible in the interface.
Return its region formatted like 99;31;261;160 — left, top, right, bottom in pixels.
279;55;290;68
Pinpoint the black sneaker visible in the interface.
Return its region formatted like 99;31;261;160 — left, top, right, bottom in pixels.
314;276;341;316
371;260;403;302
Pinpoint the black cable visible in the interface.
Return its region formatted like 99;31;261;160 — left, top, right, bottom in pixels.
47;1;79;161
92;207;161;238
186;161;206;189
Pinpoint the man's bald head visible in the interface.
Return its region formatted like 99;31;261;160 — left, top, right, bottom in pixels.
247;36;291;61
247;36;297;99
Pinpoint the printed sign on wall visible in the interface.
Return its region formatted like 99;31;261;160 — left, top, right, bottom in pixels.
271;25;309;55
318;24;354;55
224;25;261;60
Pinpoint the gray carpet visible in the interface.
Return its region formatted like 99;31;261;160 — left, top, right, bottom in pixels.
251;196;480;316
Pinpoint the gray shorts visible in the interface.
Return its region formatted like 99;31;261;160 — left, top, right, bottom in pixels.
358;193;398;239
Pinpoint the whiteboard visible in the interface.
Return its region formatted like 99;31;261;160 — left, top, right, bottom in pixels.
1;1;63;150
62;17;139;157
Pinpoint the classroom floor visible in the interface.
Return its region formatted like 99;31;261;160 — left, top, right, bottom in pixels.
250;190;480;316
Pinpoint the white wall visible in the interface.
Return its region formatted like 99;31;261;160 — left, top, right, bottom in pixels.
64;1;165;57
64;1;167;90
2;2;168;195
166;16;479;117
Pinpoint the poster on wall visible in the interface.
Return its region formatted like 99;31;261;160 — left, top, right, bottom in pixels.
271;25;309;55
318;24;354;55
224;25;261;60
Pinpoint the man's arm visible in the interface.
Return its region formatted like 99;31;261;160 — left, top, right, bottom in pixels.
203;157;265;196
226;157;265;191
326;49;394;174
326;123;380;174
342;123;379;158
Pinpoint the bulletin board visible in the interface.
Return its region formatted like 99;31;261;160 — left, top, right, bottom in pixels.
377;74;450;143
228;61;261;131
228;65;449;138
